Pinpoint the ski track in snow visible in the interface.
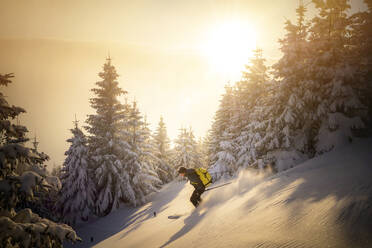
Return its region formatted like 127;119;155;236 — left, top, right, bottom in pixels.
67;138;372;248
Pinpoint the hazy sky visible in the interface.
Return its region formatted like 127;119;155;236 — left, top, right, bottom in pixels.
0;0;366;168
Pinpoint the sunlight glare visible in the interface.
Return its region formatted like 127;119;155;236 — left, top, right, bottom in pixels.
201;20;258;80
180;96;192;113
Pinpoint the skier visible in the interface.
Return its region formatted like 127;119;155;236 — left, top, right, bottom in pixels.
178;166;211;207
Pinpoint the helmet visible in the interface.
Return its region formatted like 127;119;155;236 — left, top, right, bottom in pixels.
178;166;186;174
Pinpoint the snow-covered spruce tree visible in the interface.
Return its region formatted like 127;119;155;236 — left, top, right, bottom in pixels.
235;48;269;170
11;133;59;221
0;73;80;247
173;128;188;170
362;0;372;123
350;0;372;127
139;114;162;192
26;136;63;223
153;116;174;183
29;136;50;168
50;164;62;178
187;127;203;169
259;4;311;171
211;128;237;179
197;136;209;168
208;85;237;178
58;122;95;225
140;115;158;175
307;0;368;154
247;77;279;171
122;101;161;204
85;58;129;215
173;127;202;171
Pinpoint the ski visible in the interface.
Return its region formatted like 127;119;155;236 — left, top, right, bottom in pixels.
168;215;183;219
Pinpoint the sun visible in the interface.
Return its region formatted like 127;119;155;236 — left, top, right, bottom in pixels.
200;20;258;80
180;96;192;113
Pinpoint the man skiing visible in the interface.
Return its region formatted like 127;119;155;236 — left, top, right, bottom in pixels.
178;166;211;207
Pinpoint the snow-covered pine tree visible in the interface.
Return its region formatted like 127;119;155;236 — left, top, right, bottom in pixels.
307;0;368;154
208;84;238;178
12;135;49;180
50;164;62;178
29;135;50;167
22;135;63;222
208;84;235;168
139;114;162;191
153;116;174;183
58;121;95;225
0;73;80;247
349;0;372;127
140;115;158;174
85;57;129;215
174;127;202;170
197;136;209;168
27;135;61;217
123;101;161;204
173;128;189;170
241;48;268;86
7;130;57;220
261;3;311;171
187;127;203;169
235;48;269;169
121;100;146;205
211;128;237;179
362;0;372;124
250;77;278;171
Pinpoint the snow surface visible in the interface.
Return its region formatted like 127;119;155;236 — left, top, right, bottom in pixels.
68;138;372;248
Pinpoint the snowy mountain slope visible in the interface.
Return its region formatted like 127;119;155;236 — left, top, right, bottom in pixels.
70;138;372;248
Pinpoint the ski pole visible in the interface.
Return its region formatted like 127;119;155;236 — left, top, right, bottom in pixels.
205;181;233;191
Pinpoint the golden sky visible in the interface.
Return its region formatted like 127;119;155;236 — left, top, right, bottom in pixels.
0;0;366;167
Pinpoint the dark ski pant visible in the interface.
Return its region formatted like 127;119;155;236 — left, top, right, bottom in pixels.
190;187;205;207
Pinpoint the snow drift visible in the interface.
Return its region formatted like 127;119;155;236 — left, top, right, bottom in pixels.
69;138;372;248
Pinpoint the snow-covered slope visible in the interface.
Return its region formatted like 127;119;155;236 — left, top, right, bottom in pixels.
70;138;372;248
